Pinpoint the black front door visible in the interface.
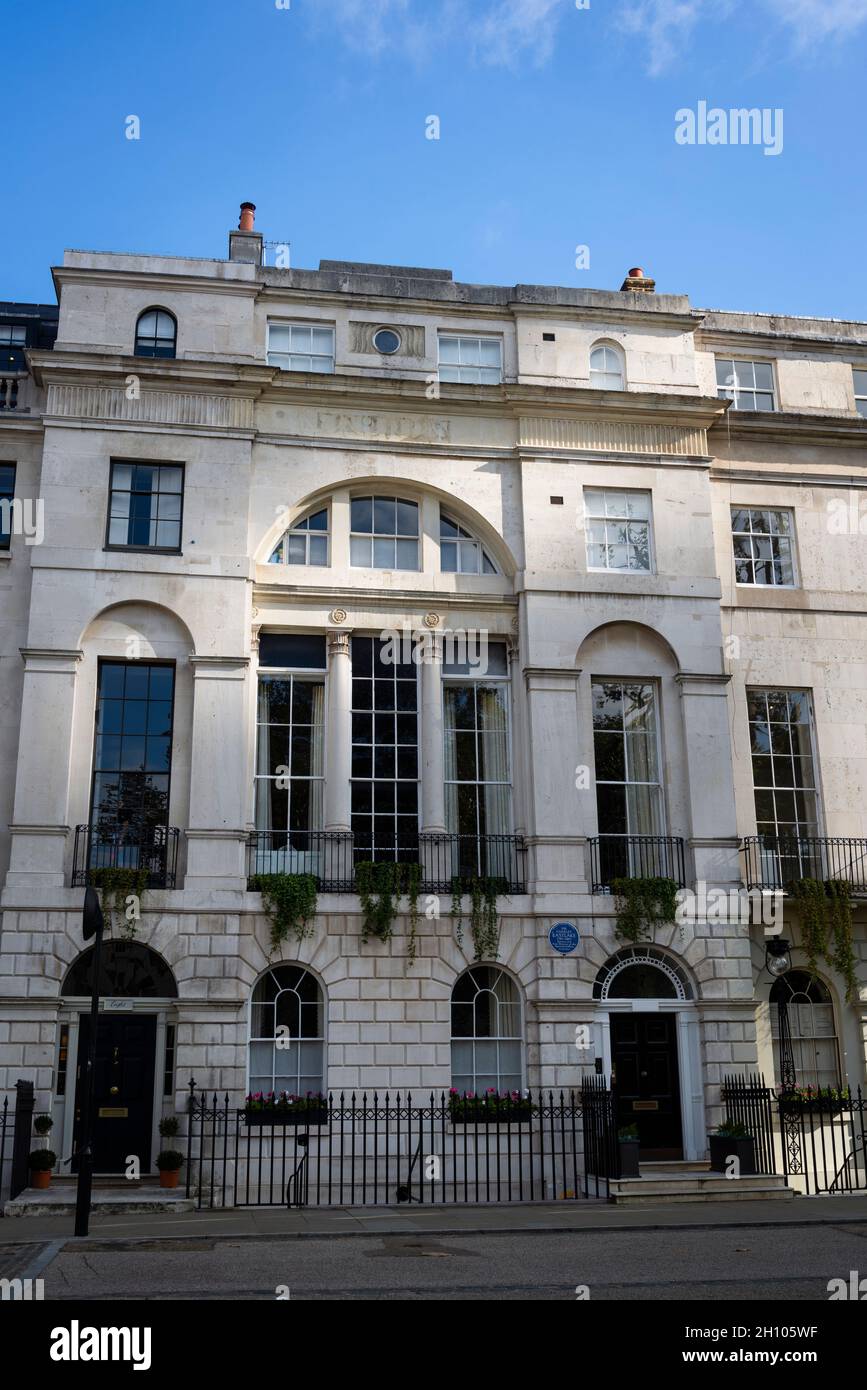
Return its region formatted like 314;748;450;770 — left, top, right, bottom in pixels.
611;1013;683;1159
72;1014;157;1173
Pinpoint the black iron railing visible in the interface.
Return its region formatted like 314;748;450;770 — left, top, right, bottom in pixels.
246;831;527;894
741;836;867;894
589;835;686;893
184;1077;614;1208
72;823;180;889
246;830;355;891
417;833;526;893
723;1073;867;1195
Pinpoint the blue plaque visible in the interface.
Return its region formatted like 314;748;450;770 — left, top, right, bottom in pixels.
549;922;579;954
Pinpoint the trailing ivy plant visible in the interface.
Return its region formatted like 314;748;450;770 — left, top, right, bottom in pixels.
450;876;507;961
89;867;150;940
249;873;318;951
610;876;679;944
356;860;422;950
790;877;857;1003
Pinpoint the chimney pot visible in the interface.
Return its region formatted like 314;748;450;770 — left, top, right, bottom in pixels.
620;266;656;293
239;202;256;232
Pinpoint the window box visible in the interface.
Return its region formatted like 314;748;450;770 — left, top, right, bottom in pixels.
448;1090;535;1124
244;1108;329;1126
244;1092;329;1126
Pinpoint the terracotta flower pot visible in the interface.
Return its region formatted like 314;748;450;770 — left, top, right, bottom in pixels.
31;1169;51;1190
158;1169;180;1189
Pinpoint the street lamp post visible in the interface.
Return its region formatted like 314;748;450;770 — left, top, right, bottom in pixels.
765;937;797;1092
74;886;104;1238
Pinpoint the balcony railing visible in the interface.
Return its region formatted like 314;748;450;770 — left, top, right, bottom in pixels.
72;823;180;889
742;836;867;895
0;374;30;412
589;835;686;894
247;831;356;892
245;831;527;894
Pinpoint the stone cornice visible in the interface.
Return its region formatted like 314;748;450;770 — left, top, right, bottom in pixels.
711;466;867;488
709;411;867;449
696;326;867;357
253;583;518;614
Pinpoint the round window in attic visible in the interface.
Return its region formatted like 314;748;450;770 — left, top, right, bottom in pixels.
373;328;401;355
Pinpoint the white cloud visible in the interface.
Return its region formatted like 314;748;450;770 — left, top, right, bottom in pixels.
618;0;867;74
618;1;705;79
470;0;569;70
764;0;867;46
315;0;570;67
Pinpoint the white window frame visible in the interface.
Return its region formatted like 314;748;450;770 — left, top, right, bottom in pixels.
854;367;867;419
592;679;666;838
746;687;821;845
439;511;498;575
247;965;326;1098
584;488;653;574
731;506;797;588
443;656;514;849
268;508;330;567
450;966;524;1096
254;667;326;844
0;324;26;345
589;343;625;391
716;357;776;412
438;334;503;386
349;495;420;571
267;321;335;374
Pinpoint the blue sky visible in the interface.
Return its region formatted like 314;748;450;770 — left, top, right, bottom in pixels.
5;0;867;319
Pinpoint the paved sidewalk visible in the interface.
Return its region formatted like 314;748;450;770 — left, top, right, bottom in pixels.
2;1192;866;1245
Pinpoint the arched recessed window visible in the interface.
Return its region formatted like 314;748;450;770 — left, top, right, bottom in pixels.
440;512;497;575
589;343;625;391
134;308;177;359
268;508;329;566
350;496;419;571
451;966;523;1095
249;965;325;1097
769;971;840;1091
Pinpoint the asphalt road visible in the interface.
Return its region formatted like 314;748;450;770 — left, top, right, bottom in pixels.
8;1220;867;1300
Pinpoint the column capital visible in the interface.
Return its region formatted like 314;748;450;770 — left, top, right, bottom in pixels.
327;630;352;658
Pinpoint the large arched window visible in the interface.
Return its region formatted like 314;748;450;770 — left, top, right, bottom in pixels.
769;971;840;1090
440;512;497;574
249;965;325;1097
62;941;178;999
589;342;625;391
134;308;177;359
451;967;523;1095
268;507;329;566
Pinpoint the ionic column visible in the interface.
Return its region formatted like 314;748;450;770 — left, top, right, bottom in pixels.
420;630;445;833
325;630;352;832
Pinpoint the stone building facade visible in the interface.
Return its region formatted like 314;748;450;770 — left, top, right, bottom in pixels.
1;207;866;1176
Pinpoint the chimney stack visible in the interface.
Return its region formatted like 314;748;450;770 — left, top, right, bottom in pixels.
620;266;656;293
229;201;263;265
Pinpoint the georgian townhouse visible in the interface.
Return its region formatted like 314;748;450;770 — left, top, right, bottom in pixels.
1;206;866;1193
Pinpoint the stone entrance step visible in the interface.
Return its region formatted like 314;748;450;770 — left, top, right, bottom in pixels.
3;1178;194;1218
610;1167;794;1206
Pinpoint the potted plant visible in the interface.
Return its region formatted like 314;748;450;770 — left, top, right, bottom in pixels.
156;1150;184;1189
708;1121;756;1175
617;1123;641;1177
29;1148;57;1190
243;1091;329;1125
158;1115;180;1140
34;1113;54;1137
